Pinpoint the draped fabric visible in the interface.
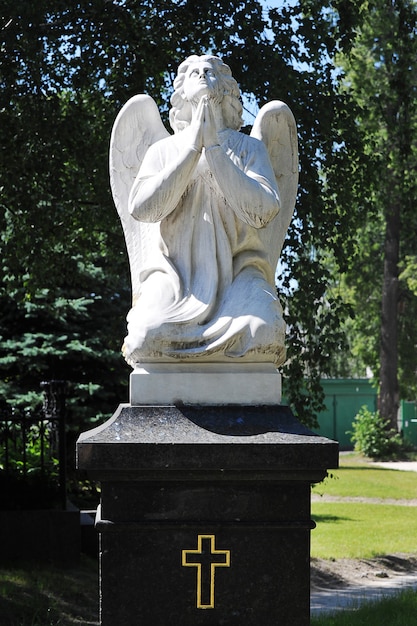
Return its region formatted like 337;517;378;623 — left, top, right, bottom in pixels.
123;128;286;366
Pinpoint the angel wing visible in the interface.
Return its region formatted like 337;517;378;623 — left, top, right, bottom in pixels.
250;101;298;273
109;95;170;302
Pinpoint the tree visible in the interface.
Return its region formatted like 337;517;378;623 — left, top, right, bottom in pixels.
336;0;417;429
1;0;367;428
263;2;368;423
0;2;132;422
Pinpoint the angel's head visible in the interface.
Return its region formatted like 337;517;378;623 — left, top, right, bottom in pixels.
169;55;243;132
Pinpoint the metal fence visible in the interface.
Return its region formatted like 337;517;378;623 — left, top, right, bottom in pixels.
0;381;67;509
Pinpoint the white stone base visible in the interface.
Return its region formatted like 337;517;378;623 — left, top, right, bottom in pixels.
130;363;282;406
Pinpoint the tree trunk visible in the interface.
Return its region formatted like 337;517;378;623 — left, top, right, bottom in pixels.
379;197;400;430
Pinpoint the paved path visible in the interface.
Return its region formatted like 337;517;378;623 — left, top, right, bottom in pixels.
311;493;417;505
311;573;417;615
373;461;417;472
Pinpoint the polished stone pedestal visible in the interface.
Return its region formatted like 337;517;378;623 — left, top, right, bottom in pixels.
77;404;338;626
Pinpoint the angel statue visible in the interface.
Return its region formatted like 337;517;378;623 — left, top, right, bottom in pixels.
110;54;298;368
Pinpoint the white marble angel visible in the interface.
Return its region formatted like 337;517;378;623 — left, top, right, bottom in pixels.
110;54;298;368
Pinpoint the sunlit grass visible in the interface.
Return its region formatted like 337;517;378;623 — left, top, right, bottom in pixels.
315;467;417;500
312;502;417;559
314;453;417;500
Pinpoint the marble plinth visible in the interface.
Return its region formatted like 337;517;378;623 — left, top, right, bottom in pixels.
130;362;282;405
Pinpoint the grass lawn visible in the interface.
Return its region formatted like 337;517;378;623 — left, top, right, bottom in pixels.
312;454;417;559
0;557;98;626
314;453;417;500
312;502;417;559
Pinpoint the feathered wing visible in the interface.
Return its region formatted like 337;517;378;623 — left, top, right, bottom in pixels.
109;95;170;302
250;101;298;272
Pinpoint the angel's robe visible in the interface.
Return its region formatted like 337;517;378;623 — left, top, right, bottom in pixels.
123;126;286;366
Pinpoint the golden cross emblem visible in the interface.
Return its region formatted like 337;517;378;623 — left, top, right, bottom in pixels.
182;534;231;609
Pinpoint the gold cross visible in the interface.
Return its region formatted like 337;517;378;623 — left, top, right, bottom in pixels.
182;534;231;609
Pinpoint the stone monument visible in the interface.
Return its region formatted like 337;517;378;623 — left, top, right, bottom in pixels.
77;54;338;625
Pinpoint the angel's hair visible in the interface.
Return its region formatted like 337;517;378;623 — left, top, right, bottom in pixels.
169;55;243;133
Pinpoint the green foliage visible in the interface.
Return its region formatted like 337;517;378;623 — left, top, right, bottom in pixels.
350;406;404;459
331;0;417;422
400;255;417;296
0;426;58;478
0;403;63;509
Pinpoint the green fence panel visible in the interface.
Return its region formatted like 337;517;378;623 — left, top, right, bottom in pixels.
400;401;417;446
314;379;378;449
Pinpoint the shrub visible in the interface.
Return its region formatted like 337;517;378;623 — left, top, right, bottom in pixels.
349;405;403;459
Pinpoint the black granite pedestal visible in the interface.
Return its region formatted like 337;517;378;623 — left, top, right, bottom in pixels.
77;404;338;626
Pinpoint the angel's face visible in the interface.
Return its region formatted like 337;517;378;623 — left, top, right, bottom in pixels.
182;61;222;104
